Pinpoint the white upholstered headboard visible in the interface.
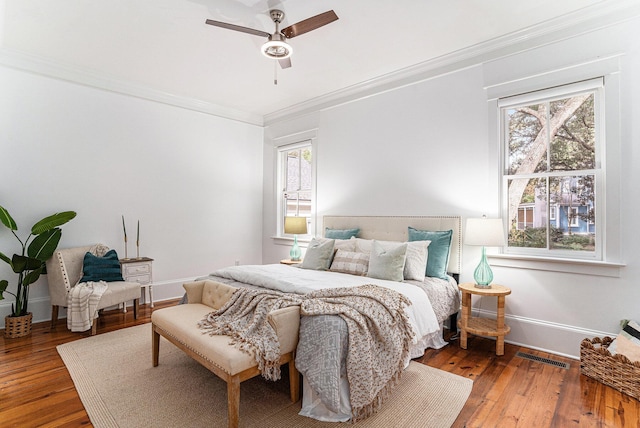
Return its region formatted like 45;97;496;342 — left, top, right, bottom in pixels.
322;215;462;275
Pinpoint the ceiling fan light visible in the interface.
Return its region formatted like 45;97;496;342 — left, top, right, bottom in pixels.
262;40;292;59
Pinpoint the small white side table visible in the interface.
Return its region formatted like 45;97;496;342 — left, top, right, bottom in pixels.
120;257;154;308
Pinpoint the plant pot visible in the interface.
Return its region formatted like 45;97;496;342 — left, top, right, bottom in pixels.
4;313;33;338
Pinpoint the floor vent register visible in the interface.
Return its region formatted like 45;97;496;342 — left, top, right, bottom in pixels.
515;351;570;369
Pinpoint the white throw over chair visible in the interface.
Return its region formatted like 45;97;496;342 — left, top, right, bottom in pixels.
46;244;141;335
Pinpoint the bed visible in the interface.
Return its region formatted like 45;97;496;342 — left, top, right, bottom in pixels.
197;215;462;422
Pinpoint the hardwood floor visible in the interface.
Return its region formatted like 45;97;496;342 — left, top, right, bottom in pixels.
1;301;638;427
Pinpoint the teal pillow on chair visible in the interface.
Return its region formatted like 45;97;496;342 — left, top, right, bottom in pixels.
325;228;359;239
407;227;453;280
80;249;124;282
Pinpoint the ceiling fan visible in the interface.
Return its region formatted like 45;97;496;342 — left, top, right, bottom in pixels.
205;9;338;70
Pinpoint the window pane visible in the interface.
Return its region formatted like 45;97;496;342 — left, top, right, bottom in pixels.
550;94;595;171
285;150;300;191
549;175;595;252
285;148;312;192
506;103;547;175
297;191;312;217
300;148;312;191
508;177;547;248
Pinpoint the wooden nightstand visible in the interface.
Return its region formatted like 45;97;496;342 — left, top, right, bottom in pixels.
120;257;154;307
280;259;302;265
457;282;511;356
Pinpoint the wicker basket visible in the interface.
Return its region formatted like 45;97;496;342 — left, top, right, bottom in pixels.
580;336;640;401
4;313;33;338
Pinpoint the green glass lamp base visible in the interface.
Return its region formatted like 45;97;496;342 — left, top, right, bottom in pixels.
290;235;302;261
473;246;493;289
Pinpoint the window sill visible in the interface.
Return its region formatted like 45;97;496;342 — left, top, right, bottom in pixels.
488;254;625;278
272;236;311;247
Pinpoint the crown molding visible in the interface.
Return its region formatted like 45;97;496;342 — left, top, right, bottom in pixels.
0;49;264;127
263;0;640;126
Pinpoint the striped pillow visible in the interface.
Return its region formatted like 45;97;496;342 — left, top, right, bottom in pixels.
329;250;369;276
608;320;640;362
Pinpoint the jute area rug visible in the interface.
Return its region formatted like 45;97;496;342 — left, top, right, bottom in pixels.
57;323;472;428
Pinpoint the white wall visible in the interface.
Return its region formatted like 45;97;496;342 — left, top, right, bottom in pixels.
263;17;640;358
0;66;264;327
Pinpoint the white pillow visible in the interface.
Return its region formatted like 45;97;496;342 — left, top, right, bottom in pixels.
334;237;356;252
300;238;335;270
355;238;429;281
367;240;407;282
329;249;369;276
403;240;430;281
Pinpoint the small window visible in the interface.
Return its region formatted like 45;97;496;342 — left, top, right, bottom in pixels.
501;79;602;259
277;141;313;236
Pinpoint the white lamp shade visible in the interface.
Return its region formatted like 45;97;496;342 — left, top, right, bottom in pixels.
464;217;506;247
284;216;308;235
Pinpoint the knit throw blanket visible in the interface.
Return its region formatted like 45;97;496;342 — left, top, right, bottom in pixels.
198;284;415;422
66;281;108;332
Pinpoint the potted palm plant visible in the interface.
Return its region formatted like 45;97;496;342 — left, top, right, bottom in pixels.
0;204;76;338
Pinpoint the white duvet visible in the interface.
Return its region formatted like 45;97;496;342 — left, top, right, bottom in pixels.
212;264;441;345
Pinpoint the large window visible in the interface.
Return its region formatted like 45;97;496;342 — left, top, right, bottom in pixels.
500;79;602;259
278;141;313;235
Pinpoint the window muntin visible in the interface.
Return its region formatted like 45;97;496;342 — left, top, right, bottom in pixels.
501;80;602;259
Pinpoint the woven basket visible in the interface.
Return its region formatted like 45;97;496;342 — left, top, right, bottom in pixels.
580;336;640;401
4;313;33;338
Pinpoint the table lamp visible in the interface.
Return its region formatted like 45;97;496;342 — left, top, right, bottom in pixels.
284;216;307;261
464;216;506;288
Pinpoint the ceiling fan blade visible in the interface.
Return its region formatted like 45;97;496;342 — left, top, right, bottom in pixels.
278;57;292;69
205;19;270;38
281;10;338;39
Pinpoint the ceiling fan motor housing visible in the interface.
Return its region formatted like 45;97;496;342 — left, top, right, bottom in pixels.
263;10;292;59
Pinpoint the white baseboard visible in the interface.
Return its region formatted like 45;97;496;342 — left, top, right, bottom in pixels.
471;308;616;360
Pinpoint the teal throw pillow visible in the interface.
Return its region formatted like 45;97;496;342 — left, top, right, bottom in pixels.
325;227;359;239
80;249;124;282
407;227;453;280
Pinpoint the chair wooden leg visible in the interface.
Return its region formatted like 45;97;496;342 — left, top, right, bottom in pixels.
152;326;160;367
50;306;59;329
133;298;139;319
227;376;240;428
91;319;97;335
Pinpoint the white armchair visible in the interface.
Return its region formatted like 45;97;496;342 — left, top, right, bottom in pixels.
46;244;141;335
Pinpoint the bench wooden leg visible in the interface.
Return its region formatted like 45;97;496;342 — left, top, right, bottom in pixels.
289;360;300;402
152;326;160;367
91;320;97;336
227;376;240;428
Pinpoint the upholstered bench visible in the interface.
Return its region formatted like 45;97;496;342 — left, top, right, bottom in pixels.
151;280;301;428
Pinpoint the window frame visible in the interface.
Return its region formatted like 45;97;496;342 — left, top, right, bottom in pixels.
499;78;604;261
275;138;316;239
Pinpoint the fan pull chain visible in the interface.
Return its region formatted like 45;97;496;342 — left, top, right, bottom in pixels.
274;60;278;85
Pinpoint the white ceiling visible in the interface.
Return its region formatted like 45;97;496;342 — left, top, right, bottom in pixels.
0;0;612;123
